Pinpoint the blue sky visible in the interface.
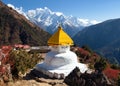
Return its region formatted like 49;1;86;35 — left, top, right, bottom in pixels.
2;0;120;21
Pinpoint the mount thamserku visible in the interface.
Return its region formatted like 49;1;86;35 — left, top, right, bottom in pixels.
7;4;99;37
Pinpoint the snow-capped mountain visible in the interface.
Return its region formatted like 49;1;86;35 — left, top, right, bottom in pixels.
26;7;100;37
8;4;99;37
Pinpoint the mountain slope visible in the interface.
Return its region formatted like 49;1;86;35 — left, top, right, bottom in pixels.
74;18;120;64
0;1;51;46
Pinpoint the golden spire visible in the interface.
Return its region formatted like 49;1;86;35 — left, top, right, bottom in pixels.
48;26;73;45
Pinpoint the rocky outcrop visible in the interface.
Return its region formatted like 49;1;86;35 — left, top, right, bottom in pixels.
64;67;112;86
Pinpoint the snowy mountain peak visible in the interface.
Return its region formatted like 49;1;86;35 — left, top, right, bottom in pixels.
7;4;100;37
54;12;63;16
7;4;29;19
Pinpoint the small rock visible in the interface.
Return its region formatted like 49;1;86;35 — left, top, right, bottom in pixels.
0;78;5;86
3;75;9;82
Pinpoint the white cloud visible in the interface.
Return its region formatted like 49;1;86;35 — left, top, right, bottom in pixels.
78;19;90;26
90;20;100;24
78;18;100;26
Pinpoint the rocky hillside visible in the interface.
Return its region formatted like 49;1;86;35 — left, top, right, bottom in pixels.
0;1;51;46
74;18;120;64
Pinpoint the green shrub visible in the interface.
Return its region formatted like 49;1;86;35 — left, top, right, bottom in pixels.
9;49;42;78
111;64;120;70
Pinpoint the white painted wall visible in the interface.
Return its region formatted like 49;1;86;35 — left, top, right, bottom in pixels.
50;45;70;53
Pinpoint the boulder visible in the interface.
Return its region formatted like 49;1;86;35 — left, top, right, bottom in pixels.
64;67;112;86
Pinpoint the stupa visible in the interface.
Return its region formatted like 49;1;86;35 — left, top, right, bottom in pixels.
35;26;88;79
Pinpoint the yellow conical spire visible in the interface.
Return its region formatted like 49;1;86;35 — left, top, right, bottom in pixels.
48;26;74;45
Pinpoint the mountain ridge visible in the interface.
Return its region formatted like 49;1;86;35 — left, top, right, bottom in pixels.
74;18;120;64
0;1;51;46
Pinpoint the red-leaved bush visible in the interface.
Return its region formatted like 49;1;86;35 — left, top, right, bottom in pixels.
0;46;13;77
78;48;90;56
104;67;120;80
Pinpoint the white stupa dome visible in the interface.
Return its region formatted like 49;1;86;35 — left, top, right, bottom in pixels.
44;50;78;68
35;26;88;79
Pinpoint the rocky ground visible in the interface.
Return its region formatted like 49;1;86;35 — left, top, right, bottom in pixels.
0;67;115;86
0;69;67;86
6;79;66;86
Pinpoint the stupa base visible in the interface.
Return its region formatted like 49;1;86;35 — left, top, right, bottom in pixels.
35;62;88;79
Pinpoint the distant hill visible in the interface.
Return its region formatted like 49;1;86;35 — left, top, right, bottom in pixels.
0;1;51;46
74;18;120;64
